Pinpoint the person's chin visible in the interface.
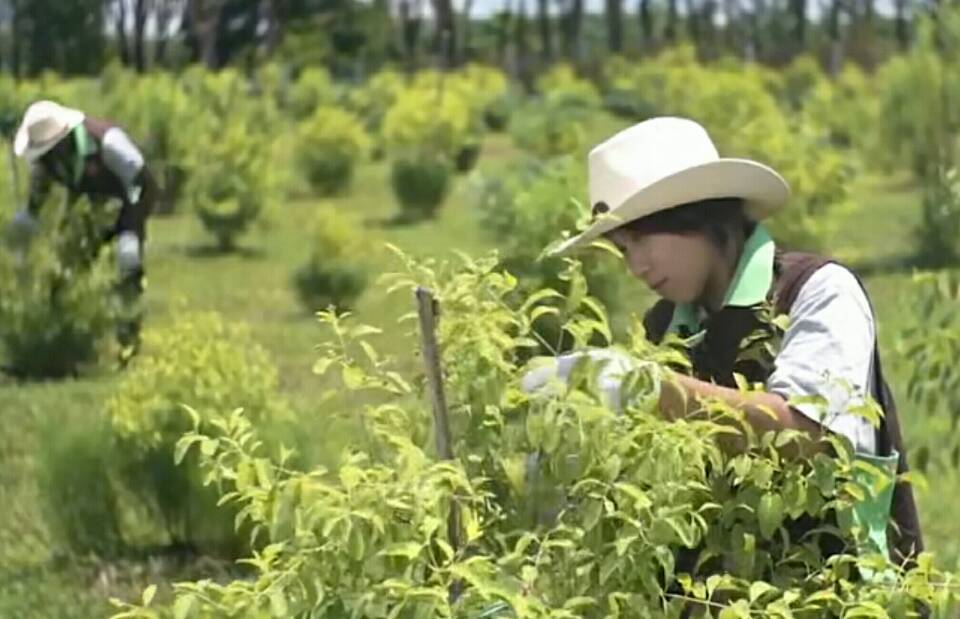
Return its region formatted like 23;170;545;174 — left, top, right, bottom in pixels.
657;285;696;304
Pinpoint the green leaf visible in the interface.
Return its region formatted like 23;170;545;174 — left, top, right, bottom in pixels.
718;600;751;619
142;585;157;607
758;493;785;540
200;438;219;457
173;436;200;465
844;601;889;619
312;357;335;376
749;581;777;603
502;455;527;495
173;594;197;619
269;589;289;618
342;365;366;389
378;542;423;561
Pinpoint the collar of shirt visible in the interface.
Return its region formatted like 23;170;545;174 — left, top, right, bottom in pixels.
666;223;776;338
71;123;98;185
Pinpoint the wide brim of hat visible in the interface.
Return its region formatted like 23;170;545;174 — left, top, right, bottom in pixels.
549;158;790;257
13;109;85;163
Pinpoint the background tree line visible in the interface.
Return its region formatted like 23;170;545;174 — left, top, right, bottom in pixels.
0;0;943;81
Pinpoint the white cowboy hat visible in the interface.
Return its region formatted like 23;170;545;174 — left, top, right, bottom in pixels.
13;100;86;163
550;117;790;256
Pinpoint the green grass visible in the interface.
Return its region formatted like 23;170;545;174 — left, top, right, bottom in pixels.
1;122;958;614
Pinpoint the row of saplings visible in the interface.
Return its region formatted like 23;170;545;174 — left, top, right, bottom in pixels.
150;75;512;254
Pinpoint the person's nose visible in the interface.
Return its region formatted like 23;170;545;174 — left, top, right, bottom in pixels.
623;246;651;280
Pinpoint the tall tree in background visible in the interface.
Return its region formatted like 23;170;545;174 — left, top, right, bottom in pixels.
665;0;678;41
827;0;846;74
537;0;553;61
638;0;654;50
431;0;457;65
516;0;533;87
14;0;105;75
606;0;624;53
559;0;584;64
789;0;806;55
399;0;424;71
133;0;150;71
894;0;910;50
153;0;183;65
184;0;227;68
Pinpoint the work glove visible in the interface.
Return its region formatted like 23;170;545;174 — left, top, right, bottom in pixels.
521;347;659;413
5;209;38;250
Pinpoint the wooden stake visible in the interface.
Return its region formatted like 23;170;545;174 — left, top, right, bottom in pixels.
415;286;463;601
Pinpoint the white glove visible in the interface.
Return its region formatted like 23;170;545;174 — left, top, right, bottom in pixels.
116;231;142;276
6;210;38;248
521;348;651;412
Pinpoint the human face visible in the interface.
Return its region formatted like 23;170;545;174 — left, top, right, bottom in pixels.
605;225;718;305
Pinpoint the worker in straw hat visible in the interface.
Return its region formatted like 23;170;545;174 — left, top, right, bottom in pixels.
7;100;158;363
527;117;923;586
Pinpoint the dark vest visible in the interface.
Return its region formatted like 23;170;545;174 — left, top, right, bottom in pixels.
643;250;923;567
44;116;155;208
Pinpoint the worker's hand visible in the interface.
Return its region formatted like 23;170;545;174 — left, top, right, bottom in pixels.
5;209;38;249
520;347;647;412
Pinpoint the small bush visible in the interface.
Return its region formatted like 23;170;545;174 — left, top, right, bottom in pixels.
510;97;587;158
390;156;452;221
297;106;371;196
0;199;116;378
106;312;290;556
455;141;482;173
536;64;602;109
382;87;472;162
293;208;369;312
484;95;511;130
288;67;337;120
188;122;267;251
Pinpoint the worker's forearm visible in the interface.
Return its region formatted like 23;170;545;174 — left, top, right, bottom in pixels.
658;372;826;456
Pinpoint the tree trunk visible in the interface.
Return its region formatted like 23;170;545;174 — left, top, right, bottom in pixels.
894;0;909;50
11;0;21;77
187;0;223;69
561;0;584;64
515;0;533;91
462;0;476;59
605;0;623;54
495;1;512;68
400;0;423;73
789;0;805;56
537;0;552;62
133;0;149;72
261;0;281;54
638;0;653;50
699;0;717;58
431;0;456;67
665;0;678;41
685;0;700;44
827;0;844;75
154;0;177;66
116;0;130;65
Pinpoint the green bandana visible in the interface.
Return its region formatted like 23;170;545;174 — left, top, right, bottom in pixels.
666;223;776;337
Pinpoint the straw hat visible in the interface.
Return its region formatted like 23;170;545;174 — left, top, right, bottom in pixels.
14;100;86;163
551;117;790;256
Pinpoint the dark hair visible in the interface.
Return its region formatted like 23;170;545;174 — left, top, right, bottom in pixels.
596;197;755;250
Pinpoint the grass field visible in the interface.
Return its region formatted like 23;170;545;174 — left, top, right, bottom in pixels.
1;119;957;616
